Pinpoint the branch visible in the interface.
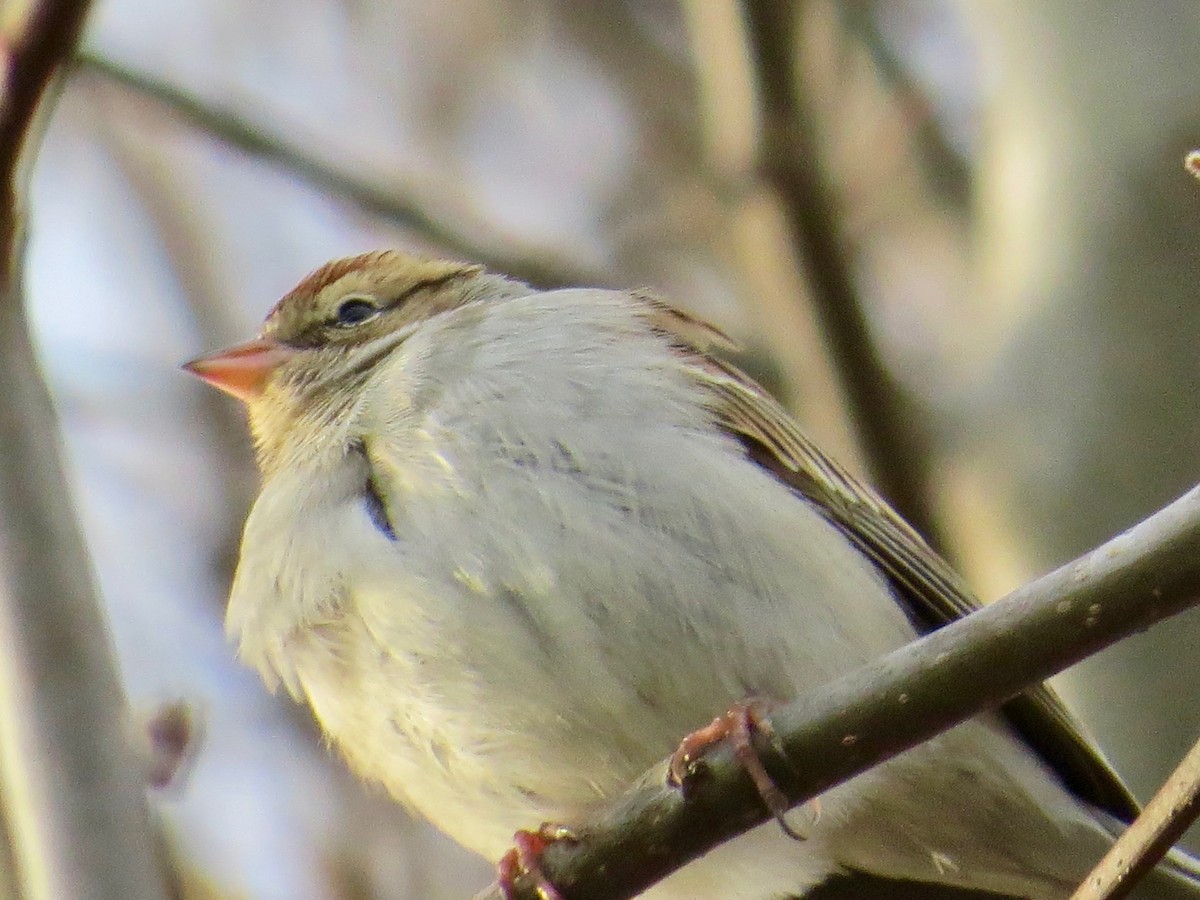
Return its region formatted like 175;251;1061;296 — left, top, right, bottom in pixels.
0;1;79;183
0;3;170;898
837;0;972;208
1072;733;1200;900
481;484;1200;900
74;53;604;291
740;0;943;545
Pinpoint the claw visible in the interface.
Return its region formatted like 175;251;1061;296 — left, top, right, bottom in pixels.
497;823;576;900
668;698;804;841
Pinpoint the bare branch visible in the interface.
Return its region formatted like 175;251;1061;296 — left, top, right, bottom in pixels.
1072;734;1200;900
0;1;80;185
741;0;942;545
837;0;971;208
480;484;1200;900
0;3;170;898
74;52;604;291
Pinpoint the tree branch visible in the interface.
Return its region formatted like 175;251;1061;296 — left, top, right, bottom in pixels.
0;3;170;898
480;483;1200;900
741;0;943;546
1072;733;1200;900
837;0;972;208
74;52;604;291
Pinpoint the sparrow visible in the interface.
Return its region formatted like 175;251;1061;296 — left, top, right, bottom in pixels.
185;250;1200;898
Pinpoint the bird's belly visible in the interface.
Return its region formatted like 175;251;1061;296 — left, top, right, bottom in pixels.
268;460;1109;897
285;573;891;860
280;442;928;858
289;609;553;857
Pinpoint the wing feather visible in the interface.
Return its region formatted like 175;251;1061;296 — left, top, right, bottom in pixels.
634;295;1140;822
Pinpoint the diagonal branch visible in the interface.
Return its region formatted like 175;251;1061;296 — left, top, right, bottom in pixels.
741;0;942;546
74;52;603;291
836;0;972;208
481;483;1200;900
0;3;170;898
1072;733;1200;900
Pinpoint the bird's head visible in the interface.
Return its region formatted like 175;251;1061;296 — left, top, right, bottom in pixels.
184;250;491;471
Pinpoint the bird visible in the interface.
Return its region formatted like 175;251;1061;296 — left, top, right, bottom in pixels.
185;250;1200;899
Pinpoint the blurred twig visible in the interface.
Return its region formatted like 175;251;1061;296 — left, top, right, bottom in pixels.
837;0;971;208
1072;733;1200;900
741;0;943;546
0;3;170;899
86;80;267;583
678;0;870;475
483;483;1200;900
74;52;603;291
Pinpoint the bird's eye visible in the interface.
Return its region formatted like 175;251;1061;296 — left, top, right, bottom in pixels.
333;297;379;327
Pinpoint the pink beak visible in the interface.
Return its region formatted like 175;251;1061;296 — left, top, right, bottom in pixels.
182;338;296;403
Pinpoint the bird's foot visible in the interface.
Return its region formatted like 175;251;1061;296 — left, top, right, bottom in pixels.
668;697;805;840
498;823;576;900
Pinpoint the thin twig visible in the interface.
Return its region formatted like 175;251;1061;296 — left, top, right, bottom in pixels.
836;0;971;208
0;3;170;898
481;483;1200;900
1071;728;1200;899
74;52;604;291
741;0;943;546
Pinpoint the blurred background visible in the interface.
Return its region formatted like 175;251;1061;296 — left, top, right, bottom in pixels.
15;0;1200;896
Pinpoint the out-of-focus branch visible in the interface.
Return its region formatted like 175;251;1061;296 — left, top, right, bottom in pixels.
0;4;170;899
837;0;971;208
482;484;1200;900
75;52;604;291
0;2;77;181
740;1;942;546
1072;733;1200;900
679;0;871;477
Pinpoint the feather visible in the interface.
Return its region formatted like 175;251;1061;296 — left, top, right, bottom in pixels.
630;293;1141;824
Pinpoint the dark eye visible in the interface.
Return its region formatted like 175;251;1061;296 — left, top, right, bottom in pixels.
334;296;379;327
